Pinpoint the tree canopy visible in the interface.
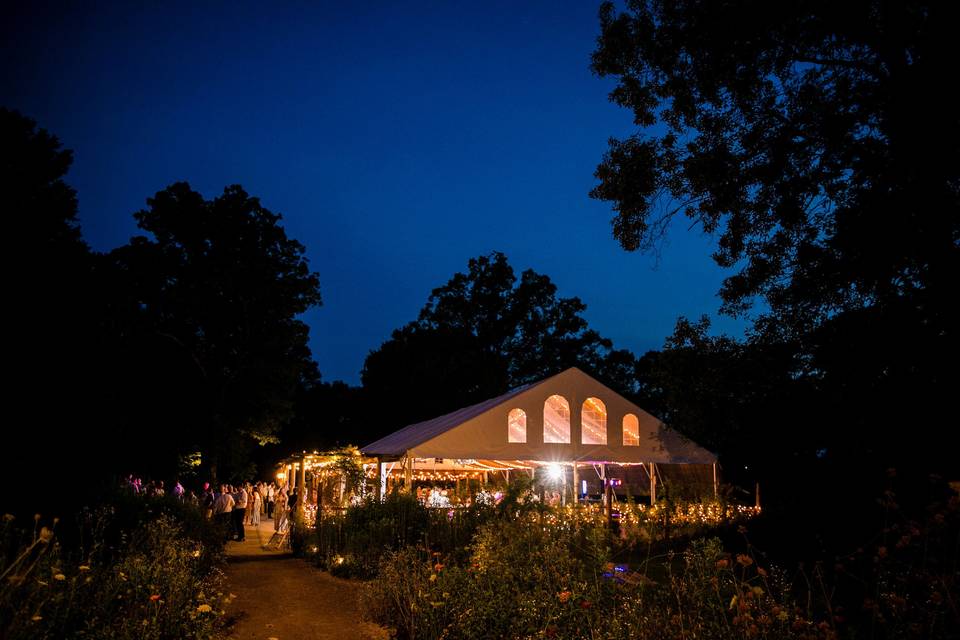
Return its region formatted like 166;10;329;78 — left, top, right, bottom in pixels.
592;1;960;474
104;183;322;478
360;252;638;439
592;0;958;330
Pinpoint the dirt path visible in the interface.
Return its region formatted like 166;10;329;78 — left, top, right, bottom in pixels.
224;519;386;640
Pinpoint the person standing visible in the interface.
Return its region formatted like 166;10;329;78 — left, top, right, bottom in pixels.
211;486;234;541
233;484;248;542
250;488;262;528
274;488;288;532
267;483;275;518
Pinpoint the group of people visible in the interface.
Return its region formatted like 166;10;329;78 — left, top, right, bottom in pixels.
122;474;299;542
202;481;298;541
122;475;187;500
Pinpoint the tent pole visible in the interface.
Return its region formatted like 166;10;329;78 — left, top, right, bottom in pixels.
375;457;382;501
649;462;657;506
712;463;718;499
561;467;566;506
572;463;579;505
403;453;412;493
603;464;612;523
296;460;306;521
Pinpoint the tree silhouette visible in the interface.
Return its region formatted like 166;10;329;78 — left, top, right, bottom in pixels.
592;1;960;474
3;108;99;512
104;183;322;480
360;252;638;440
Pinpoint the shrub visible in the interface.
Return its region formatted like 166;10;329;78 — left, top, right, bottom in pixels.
362;516;613;640
0;504;227;639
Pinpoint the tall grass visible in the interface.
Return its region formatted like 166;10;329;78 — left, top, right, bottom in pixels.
0;495;228;639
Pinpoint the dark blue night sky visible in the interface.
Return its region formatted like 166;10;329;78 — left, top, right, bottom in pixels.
3;2;747;383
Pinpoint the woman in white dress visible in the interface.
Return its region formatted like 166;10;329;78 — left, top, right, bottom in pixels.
274;489;288;532
250;488;263;527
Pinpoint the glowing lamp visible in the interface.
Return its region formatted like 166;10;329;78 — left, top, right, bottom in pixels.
546;463;563;481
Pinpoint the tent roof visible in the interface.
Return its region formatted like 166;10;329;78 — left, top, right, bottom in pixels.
361;381;537;457
361;367;716;464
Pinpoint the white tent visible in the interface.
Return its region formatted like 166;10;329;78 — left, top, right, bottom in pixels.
362;367;717;502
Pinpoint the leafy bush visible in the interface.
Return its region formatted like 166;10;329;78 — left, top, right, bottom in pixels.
0;501;227;639
361;516;613;640
362;500;959;640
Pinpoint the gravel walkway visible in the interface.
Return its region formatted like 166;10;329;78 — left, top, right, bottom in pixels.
224;519;387;640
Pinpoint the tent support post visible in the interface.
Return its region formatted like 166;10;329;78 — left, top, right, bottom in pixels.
561;468;566;506
712;463;718;499
649;462;657;506
600;464;607;518
572;463;579;505
296;460;306;521
603;464;612;524
755;482;761;510
403;453;412;493
375;457;382;501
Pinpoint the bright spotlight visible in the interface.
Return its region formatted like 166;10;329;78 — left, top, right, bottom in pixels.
547;463;563;482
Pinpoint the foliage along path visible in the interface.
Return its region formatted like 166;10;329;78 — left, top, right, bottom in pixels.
224;519;387;640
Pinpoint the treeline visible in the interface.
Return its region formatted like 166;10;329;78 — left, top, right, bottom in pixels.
5;108;321;514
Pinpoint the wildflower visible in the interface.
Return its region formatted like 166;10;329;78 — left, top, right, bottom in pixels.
196;604;213;613
434;563;443;573
78;565;90;572
39;527;53;544
752;586;764;597
150;594;161;602
736;554;753;567
716;558;729;569
558;590;571;603
31;615;42;622
580;599;592;609
757;567;767;577
54;574;66;581
429;574;437;582
192;550;201;558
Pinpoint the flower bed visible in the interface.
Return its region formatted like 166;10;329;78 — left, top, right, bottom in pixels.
0;497;228;639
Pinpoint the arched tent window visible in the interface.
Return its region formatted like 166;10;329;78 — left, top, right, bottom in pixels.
508;408;527;443
623;414;640;446
581;397;607;445
543;395;570;443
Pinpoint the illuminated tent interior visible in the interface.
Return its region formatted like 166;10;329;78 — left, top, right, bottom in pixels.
361;367;718;504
